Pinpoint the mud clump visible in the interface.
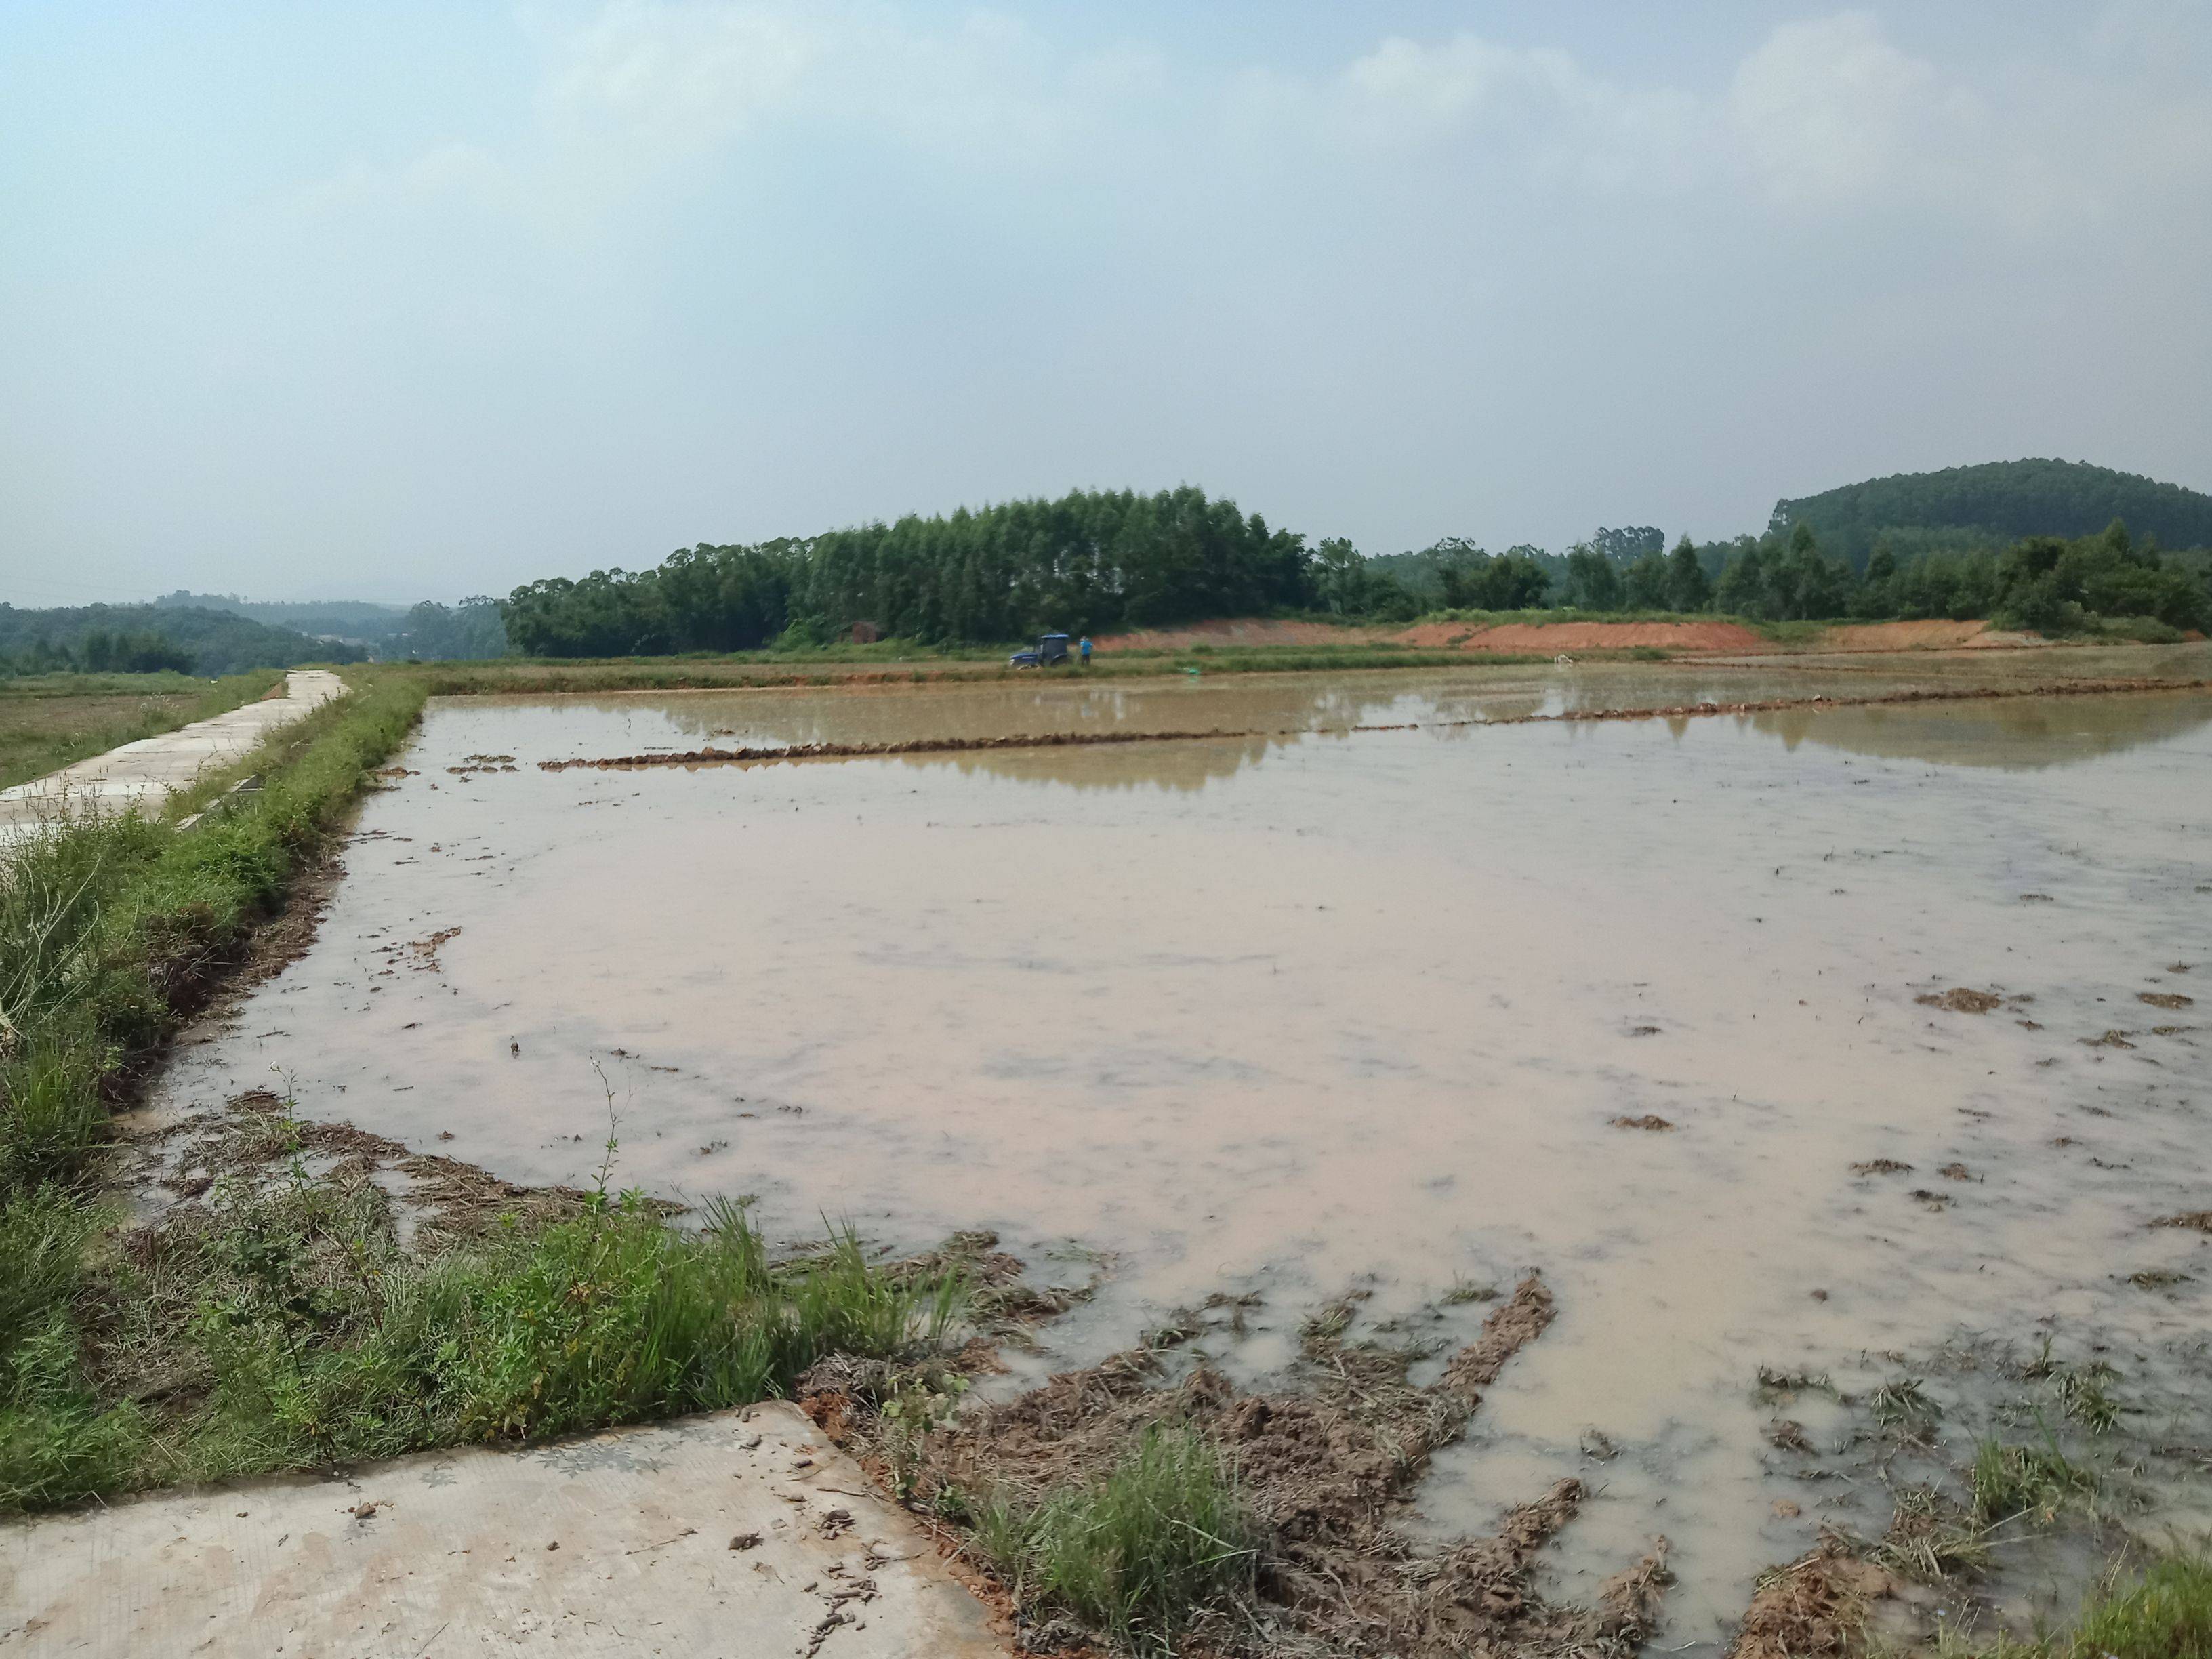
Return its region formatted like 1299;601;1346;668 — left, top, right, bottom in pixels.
2139;991;2194;1010
1610;1114;1676;1132
2151;1212;2212;1235
812;1275;1670;1657
1767;1420;1816;1453
1915;988;2002;1015
1727;1535;1895;1659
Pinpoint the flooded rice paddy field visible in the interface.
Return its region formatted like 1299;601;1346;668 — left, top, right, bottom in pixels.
155;648;2212;1641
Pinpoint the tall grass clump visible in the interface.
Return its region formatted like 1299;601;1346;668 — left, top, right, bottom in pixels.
181;1188;958;1481
975;1425;1261;1655
2068;1552;2212;1658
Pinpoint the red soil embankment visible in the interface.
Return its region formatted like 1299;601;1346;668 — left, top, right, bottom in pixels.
1399;620;1768;652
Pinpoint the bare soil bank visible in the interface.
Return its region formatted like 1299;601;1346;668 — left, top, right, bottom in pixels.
1818;620;2030;651
1399;619;1769;651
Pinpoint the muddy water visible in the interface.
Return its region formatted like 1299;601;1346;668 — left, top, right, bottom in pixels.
155;654;2212;1640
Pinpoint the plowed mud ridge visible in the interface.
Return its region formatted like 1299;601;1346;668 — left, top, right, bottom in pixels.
808;1275;1675;1657
535;674;2212;771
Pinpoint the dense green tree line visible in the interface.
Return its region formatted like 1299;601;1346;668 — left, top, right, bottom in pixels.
394;598;508;661
500;489;2211;656
1690;519;2204;630
503;487;1313;655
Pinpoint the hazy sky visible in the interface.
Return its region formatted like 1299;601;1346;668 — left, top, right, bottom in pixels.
4;1;2209;606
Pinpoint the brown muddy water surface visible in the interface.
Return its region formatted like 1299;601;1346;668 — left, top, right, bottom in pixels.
155;648;2212;1642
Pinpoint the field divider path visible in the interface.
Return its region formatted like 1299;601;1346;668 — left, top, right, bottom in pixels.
0;669;346;836
531;673;2212;771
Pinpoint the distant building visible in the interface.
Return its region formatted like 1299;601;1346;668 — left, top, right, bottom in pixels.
848;621;882;644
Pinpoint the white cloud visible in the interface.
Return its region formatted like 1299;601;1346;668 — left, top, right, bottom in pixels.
295;4;2212;248
1731;12;1960;204
1241;31;1706;193
1726;9;2212;237
538;1;817;156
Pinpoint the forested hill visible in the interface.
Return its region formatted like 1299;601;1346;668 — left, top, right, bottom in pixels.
0;603;363;675
1772;459;2212;569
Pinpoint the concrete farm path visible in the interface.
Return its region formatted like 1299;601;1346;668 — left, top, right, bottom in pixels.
0;669;344;840
0;1402;1009;1657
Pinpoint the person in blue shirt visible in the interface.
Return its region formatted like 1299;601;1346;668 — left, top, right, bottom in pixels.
1079;636;1092;668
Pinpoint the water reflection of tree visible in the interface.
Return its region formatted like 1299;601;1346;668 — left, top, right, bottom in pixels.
554;672;2209;783
900;735;1284;792
1748;692;2212;771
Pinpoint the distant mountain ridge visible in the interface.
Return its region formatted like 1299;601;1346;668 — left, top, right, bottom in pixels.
0;602;365;675
155;591;409;641
1771;459;2212;570
151;592;507;660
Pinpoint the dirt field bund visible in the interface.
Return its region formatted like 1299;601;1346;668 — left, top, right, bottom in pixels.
142;643;2212;1644
1098;615;2088;655
1100;615;1774;652
1395;619;1770;651
1815;619;2026;651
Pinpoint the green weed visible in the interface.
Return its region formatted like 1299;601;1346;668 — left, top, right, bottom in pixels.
2069;1552;2212;1658
975;1425;1260;1655
2051;1364;2124;1435
1871;1376;1942;1434
1971;1435;2095;1527
1913;1553;2212;1659
1872;1485;1992;1582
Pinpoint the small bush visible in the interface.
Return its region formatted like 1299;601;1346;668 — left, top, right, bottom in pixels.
977;1425;1260;1654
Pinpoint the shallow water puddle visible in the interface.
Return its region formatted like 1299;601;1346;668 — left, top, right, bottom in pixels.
155;660;2212;1640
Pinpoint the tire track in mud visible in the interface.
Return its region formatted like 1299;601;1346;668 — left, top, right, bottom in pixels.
531;675;2212;772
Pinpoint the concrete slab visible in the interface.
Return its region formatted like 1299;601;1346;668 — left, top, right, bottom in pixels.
0;1402;1008;1658
0;670;346;838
